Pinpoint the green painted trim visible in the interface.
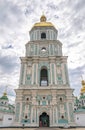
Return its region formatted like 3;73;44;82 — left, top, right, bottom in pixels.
0;108;14;113
21;119;30;123
42;101;46;105
26;74;31;85
0;96;8;100
58;119;68;124
80;95;85;99
74;108;85;112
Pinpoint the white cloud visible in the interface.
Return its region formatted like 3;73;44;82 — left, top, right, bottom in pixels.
0;0;85;102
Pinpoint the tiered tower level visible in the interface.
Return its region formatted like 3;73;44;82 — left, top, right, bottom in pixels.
15;15;75;127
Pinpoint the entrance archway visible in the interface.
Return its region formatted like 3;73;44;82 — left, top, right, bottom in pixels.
39;112;49;127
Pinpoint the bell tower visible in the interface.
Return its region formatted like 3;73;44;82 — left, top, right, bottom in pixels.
15;15;75;127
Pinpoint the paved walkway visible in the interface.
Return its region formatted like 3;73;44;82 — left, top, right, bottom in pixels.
0;128;85;130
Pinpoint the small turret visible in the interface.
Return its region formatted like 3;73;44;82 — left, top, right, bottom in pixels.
81;80;85;94
0;90;9;105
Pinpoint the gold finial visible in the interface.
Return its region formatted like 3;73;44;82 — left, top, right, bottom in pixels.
40;12;46;22
3;86;7;96
3;92;7;96
81;80;85;86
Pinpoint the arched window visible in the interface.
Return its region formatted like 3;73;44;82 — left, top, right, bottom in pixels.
25;115;27;119
41;32;46;39
40;68;48;86
61;115;64;119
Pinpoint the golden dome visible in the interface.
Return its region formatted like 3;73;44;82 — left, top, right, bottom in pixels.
31;15;54;29
81;80;85;94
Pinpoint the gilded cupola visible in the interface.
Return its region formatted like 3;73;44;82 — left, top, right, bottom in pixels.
0;91;8;100
29;14;58;41
81;80;85;94
31;14;55;29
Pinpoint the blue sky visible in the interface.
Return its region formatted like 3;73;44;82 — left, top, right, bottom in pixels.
0;0;85;103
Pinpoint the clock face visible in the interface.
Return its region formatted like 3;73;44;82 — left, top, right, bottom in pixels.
41;47;46;52
40;45;48;57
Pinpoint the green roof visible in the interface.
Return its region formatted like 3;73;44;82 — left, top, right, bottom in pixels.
74;97;79;105
0;108;15;113
0;95;8;100
74;108;85;113
80;95;85;99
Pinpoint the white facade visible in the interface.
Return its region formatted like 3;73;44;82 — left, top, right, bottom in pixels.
14;15;75;127
0;92;15;126
0;112;15;126
74;111;85;126
74;80;85;126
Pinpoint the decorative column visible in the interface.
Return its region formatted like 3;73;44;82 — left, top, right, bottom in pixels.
15;102;20;122
36;63;38;85
32;64;34;85
23;63;27;85
19;102;22;122
50;63;52;85
50;108;52;126
64;63;70;85
48;67;50;85
61;63;66;84
34;108;36;124
56;106;58;124
49;44;51;55
54;63;57;84
53;44;55;55
34;64;36;84
19;58;27;86
52;63;55;84
37;108;39;126
66;102;70;122
53;106;54;125
30;106;33;124
19;63;24;85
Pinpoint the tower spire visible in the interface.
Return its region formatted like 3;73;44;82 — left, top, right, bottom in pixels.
3;86;7;96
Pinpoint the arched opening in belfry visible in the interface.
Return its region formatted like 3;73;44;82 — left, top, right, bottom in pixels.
40;67;48;86
41;32;46;39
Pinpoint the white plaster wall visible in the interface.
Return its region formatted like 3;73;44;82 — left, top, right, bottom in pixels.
74;113;85;126
2;114;14;126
